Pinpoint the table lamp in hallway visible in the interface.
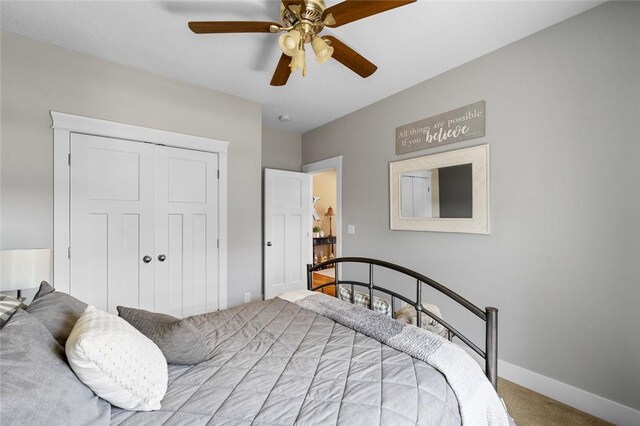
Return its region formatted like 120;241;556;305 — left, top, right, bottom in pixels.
325;206;335;237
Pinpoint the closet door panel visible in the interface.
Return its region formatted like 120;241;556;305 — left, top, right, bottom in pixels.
179;214;195;318
192;214;208;316
70;134;155;314
159;214;184;317
110;213;141;311
156;146;219;317
83;213;108;310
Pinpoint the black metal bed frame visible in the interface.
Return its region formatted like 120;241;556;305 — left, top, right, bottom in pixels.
307;257;498;390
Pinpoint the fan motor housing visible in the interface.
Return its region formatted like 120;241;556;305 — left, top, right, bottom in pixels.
281;0;326;34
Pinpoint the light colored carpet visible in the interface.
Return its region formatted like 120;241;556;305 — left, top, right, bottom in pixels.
498;378;613;425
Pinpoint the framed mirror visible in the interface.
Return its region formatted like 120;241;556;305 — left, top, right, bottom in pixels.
390;144;490;234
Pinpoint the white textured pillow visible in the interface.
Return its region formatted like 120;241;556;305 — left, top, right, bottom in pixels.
65;306;168;411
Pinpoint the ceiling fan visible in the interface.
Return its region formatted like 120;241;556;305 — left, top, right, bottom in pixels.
188;0;416;86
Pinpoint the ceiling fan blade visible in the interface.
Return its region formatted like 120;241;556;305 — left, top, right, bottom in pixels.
323;0;416;27
188;21;280;34
324;36;377;78
271;53;292;86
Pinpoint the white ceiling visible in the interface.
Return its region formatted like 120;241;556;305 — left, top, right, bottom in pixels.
1;0;601;133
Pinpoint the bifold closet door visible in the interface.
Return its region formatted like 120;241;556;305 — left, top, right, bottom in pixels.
70;134;156;313
154;146;219;317
70;135;219;317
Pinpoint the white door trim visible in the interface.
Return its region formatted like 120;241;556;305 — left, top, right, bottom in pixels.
51;111;229;308
302;156;343;262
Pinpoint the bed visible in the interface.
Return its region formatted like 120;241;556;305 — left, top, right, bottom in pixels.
0;257;509;425
308;257;499;390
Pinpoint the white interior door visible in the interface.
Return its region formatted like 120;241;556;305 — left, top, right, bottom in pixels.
264;169;311;299
71;135;219;316
70;134;155;313
155;146;219;317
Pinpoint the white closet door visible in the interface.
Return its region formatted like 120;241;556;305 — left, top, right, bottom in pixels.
71;136;220;317
70;134;155;313
155;146;219;317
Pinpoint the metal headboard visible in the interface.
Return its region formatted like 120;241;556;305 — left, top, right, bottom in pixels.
307;257;498;390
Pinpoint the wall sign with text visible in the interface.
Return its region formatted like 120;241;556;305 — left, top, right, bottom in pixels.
395;101;485;154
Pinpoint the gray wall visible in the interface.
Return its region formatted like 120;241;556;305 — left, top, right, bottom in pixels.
302;2;640;410
1;32;263;308
262;126;302;171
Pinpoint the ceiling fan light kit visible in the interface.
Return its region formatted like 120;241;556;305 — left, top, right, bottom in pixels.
311;37;334;64
290;47;307;76
278;30;301;56
188;0;416;86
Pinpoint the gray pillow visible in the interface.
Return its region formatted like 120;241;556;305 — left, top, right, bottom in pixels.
26;281;87;346
117;306;209;365
32;279;55;300
0;309;110;425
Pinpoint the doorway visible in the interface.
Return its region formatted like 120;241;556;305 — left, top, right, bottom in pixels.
303;156;342;296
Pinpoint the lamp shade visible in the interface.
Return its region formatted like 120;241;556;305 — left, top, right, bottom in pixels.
311;37;334;64
279;30;301;57
325;206;335;217
0;249;51;292
290;48;307;76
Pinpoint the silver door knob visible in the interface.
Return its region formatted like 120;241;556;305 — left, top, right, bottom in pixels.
158;254;166;262
266;241;272;246
142;255;152;263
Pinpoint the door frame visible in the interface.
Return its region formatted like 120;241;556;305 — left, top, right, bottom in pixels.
302;156;343;263
51;111;229;308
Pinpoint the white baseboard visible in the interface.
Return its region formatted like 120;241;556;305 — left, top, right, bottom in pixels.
499;360;640;426
453;343;639;425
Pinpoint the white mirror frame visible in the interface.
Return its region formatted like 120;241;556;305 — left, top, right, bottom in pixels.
390;144;490;234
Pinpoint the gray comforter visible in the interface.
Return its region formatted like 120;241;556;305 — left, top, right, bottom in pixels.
111;297;461;425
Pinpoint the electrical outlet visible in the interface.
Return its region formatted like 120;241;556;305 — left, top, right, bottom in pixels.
244;292;251;303
348;225;356;235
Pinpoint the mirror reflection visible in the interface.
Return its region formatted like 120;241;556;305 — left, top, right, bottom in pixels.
400;163;473;219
